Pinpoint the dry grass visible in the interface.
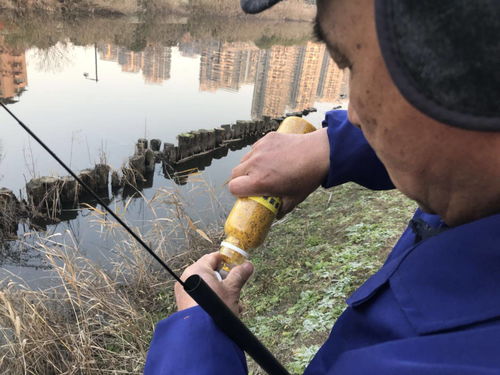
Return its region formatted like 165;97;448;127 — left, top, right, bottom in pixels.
0;187;220;374
0;181;415;375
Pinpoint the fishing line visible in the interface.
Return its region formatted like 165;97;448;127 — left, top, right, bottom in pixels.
0;102;183;284
1;102;290;375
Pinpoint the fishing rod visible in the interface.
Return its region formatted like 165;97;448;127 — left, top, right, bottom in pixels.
0;102;290;375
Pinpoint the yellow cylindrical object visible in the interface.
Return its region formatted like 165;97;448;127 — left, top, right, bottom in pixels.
219;117;317;277
273;116;317;134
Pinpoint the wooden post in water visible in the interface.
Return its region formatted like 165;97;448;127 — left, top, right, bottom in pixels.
178;133;195;159
137;138;148;151
221;124;232;140
145;149;155;173
150;139;162;151
60;176;78;204
214;128;225;147
206;129;216;150
111;171;121;193
231;123;242;139
163;143;176;164
0;188;21;238
93;164;111;190
129;154;146;178
192;131;203;154
198;129;209;152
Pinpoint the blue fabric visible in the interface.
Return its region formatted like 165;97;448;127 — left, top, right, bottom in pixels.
144;306;247;374
321;110;394;190
145;110;500;374
307;209;500;375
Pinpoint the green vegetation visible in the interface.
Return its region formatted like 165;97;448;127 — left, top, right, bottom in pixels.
0;183;415;374
242;184;415;374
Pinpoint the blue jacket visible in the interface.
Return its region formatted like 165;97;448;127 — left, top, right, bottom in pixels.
145;110;500;374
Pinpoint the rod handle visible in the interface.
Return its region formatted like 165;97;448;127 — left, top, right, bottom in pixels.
184;274;290;375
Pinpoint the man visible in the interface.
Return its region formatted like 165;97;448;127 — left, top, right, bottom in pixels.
145;0;500;373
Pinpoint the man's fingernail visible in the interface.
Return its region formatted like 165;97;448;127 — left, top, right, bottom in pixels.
214;271;223;281
242;262;253;273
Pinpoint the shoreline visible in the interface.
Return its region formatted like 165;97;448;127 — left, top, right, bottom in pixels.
0;0;316;20
0;183;415;374
0;10;314;53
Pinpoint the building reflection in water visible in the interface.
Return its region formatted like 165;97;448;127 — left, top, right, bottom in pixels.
98;43;172;84
0;35;28;104
196;40;347;118
199;41;260;92
0;34;346;112
0;35;347;187
98;38;347;119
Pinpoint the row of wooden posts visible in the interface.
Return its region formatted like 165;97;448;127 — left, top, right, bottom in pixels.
0;109;316;235
162;110;316;165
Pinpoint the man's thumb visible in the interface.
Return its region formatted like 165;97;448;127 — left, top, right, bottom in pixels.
227;175;254;197
224;262;254;290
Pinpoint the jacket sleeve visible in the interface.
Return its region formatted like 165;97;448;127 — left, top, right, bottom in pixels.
144;306;248;375
321;110;395;190
323;325;500;375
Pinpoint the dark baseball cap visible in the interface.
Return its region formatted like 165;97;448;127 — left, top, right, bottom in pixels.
240;0;282;14
241;0;500;131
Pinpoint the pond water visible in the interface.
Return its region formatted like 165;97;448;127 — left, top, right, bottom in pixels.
0;12;348;282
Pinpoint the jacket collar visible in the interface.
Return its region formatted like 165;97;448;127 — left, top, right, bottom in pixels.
347;212;500;334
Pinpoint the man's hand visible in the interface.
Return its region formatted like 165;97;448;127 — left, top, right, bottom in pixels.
174;252;254;316
229;128;330;217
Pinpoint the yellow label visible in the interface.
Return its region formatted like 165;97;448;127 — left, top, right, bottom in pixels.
248;196;282;215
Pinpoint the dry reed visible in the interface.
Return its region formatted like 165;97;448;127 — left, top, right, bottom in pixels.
0;186;220;374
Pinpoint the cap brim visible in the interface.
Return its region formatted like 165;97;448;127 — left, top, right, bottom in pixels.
240;0;282;14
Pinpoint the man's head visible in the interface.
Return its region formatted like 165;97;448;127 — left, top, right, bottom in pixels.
242;0;500;225
313;0;500;225
242;0;500;132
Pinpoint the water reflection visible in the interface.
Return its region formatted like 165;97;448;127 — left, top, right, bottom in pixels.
199;41;260;92
251;42;347;118
0;35;27;104
0;12;348;117
83;43;99;82
162;134;255;186
0;12;349;274
0;14;350;194
98;39;348;118
99;43;171;84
